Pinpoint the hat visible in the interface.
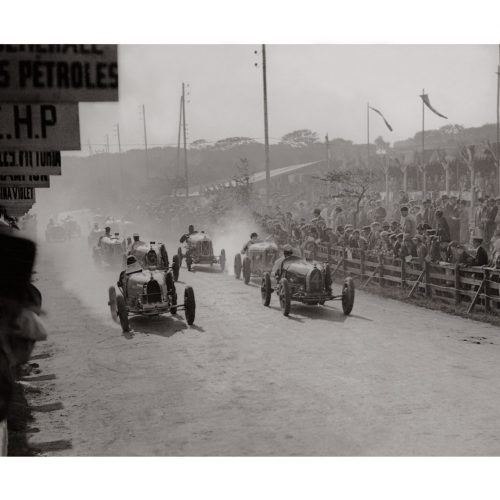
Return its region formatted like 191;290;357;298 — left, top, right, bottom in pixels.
362;226;371;231
0;232;36;303
313;208;321;215
336;225;344;232
400;206;409;212
133;232;139;237
283;244;293;252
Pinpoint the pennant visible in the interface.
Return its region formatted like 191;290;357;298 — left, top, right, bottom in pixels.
420;93;448;119
369;106;393;132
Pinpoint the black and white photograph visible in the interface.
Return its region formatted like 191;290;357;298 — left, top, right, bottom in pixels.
1;2;500;498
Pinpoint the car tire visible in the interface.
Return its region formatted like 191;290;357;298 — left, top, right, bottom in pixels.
342;277;355;315
108;286;118;322
172;255;180;281
279;278;291;316
234;253;242;279
117;294;130;332
220;249;226;272
261;272;272;306
184;286;196;325
243;256;251;284
170;291;178;315
177;246;183;266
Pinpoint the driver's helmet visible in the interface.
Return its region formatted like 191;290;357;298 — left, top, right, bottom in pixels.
133;233;140;242
283;244;293;257
146;248;158;267
188;224;195;233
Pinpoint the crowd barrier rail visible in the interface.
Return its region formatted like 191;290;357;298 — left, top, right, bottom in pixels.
303;244;500;314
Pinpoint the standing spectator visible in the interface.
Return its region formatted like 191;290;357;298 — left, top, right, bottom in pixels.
483;198;498;248
457;200;470;244
400;206;416;237
413;234;428;265
435;209;451;244
470;236;489;266
421;199;435;228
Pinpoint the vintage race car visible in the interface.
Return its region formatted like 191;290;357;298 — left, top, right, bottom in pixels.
260;255;355;317
129;241;180;282
108;250;195;332
177;232;225;272
234;240;279;284
93;234;127;269
45;223;67;243
63;218;81;239
88;227;105;248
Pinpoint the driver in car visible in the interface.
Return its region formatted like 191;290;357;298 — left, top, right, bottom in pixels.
242;232;262;254
271;244;301;280
180;224;198;243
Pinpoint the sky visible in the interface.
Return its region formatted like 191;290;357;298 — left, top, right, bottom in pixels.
78;45;499;154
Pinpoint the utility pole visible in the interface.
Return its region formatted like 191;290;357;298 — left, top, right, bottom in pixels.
142;104;149;179
325;133;330;169
115;123;122;153
261;44;271;207
497;45;500;195
182;83;188;198
367;102;371;183
115;123;124;208
176;95;183;180
422;88;425;198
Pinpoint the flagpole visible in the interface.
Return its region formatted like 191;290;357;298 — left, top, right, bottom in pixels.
367;102;371;183
497;44;500;196
422;88;425;199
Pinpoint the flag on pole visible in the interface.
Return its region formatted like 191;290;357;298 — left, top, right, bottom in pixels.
420;93;448;119
368;106;393;132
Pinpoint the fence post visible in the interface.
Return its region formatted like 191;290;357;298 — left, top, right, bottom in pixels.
484;268;491;312
454;263;461;305
424;260;431;297
360;250;365;278
401;258;406;289
379;254;385;287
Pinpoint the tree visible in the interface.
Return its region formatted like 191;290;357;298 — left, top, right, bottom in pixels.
374;135;390;152
280;129;319;147
213;137;257;150
318;167;381;227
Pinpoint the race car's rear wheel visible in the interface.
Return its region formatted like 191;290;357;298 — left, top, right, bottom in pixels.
279;278;291;316
243;256;251;285
261;272;272;306
324;263;333;293
170;291;178;315
172;255;180;281
160;244;169;269
220;249;226;272
108;286;118;322
177;247;183;266
116;294;130;332
234;253;242;279
186;254;192;271
342;277;355;315
184;286;196;325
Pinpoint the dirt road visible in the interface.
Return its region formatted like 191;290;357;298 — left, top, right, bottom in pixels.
26;240;500;455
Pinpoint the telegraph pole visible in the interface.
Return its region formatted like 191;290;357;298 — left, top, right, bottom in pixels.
262;44;271;206
176;95;183;179
142;104;149;178
497;45;500;195
116;123;122;153
367;102;370;182
182;83;189;198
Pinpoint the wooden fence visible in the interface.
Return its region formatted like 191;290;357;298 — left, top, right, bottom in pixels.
303;244;500;314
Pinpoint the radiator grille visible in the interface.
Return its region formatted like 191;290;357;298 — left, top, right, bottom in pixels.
144;280;162;304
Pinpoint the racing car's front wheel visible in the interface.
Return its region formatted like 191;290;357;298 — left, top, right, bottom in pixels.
342;277;355;315
219;249;226;272
177;247;183;266
261;272;272;306
234;253;242;279
279;278;291;316
242;256;251;285
172;255;180;281
184;286;196;325
116;294;130;332
108;286;118;322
